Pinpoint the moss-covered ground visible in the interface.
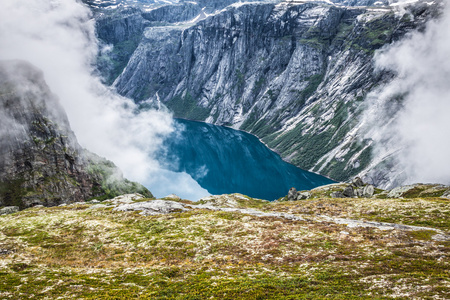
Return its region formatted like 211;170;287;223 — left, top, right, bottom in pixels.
0;196;448;299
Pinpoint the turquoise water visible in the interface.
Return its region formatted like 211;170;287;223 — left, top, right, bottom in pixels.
158;119;334;201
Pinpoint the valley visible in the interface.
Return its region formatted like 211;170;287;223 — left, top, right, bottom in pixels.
93;0;441;188
0;0;449;298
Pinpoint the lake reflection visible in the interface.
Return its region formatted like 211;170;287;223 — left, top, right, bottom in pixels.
158;119;334;200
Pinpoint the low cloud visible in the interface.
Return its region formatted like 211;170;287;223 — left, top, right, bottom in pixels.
0;0;209;199
362;1;450;186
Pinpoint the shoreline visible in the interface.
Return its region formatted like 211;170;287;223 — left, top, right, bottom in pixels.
172;117;337;183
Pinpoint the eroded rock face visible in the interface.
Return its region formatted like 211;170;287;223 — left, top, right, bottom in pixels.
0;60;98;208
0;60;151;208
93;1;439;188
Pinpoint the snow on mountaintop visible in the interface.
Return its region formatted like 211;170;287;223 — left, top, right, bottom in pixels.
84;0;432;13
84;0;275;10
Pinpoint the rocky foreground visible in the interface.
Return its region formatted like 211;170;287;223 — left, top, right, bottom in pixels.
0;189;448;299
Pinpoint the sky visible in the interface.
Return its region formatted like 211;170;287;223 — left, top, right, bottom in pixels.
0;0;209;199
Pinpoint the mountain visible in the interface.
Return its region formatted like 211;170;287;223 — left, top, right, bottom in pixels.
92;0;275;85
0;60;151;208
90;0;441;189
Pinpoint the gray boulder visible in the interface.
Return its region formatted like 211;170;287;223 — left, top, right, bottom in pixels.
363;185;375;197
342;186;354;197
288;188;297;201
355;188;364;197
352;177;364;188
297;192;311;200
0;206;19;215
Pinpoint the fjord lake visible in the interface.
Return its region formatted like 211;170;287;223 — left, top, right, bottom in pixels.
157;119;334;201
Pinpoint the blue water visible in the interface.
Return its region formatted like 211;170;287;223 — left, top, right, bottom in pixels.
156;119;334;201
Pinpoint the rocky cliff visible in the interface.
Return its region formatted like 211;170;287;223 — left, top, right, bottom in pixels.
91;1;441;188
0;60;151;208
93;0;273;84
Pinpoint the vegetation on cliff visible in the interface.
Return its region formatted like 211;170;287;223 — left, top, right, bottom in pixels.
0;60;151;208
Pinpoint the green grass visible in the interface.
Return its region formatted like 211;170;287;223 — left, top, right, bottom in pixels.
167;92;211;121
0;196;448;299
86;155;153;200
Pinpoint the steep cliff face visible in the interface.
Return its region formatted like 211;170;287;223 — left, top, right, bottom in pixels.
91;1;440;188
0;60;151;208
94;0;272;84
95;7;150;85
106;2;436;186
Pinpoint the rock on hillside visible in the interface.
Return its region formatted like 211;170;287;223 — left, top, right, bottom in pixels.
282;177;450;201
0;60;151;208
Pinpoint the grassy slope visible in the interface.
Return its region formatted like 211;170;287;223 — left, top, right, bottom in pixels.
0;196;448;299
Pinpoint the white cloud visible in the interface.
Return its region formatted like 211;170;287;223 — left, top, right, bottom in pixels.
362;1;450;186
0;0;209;199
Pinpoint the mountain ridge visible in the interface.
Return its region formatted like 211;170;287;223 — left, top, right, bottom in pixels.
92;0;441;188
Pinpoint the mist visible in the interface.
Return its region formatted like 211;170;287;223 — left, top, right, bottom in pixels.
363;1;450;186
0;0;209;199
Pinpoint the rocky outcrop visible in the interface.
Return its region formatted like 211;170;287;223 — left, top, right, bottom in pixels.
0;206;19;215
0;60;151;208
284;178;450;200
110;193;446;235
85;152;153;201
287;187;312;201
284;180;375;200
102;193;145;205
386;184;450;199
94;0;272;85
329;177;375;198
113;199;188;215
0;60;95;208
198;193;268;207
